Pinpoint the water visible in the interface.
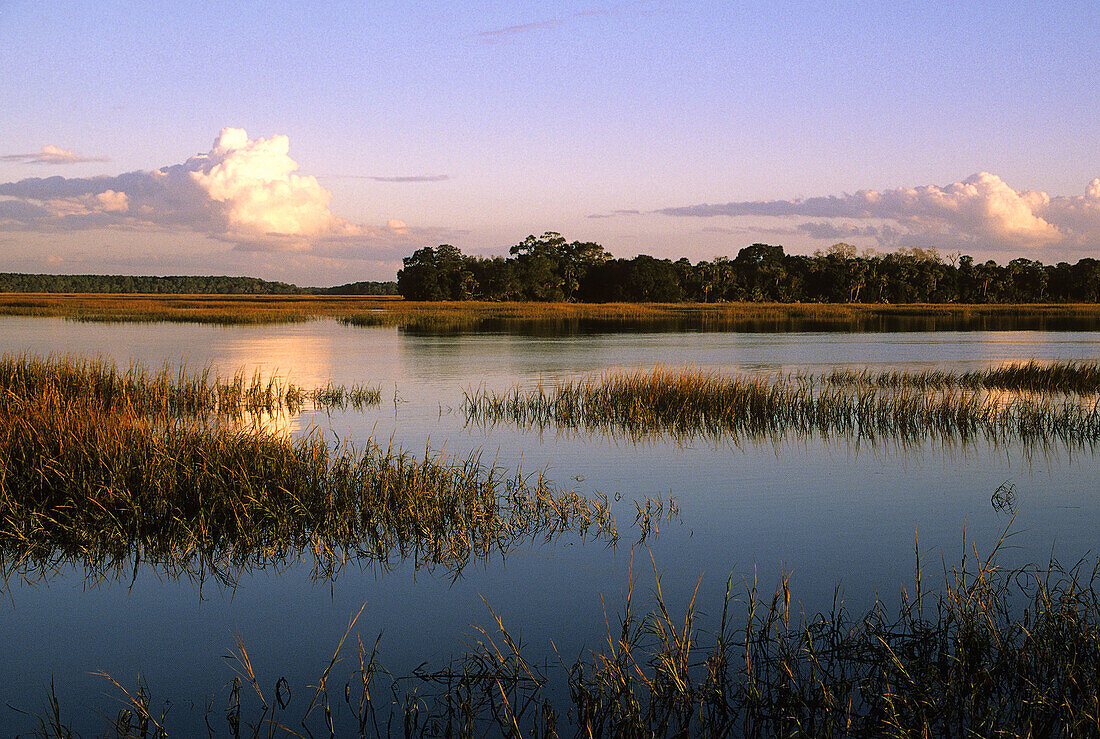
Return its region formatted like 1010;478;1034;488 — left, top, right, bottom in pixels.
1;317;1098;732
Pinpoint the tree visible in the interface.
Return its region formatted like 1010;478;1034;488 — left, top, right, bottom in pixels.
397;245;474;300
734;243;787;301
580;255;682;302
508;232;610;301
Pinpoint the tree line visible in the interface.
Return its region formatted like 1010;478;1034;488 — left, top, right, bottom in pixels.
398;233;1100;303
0;274;398;295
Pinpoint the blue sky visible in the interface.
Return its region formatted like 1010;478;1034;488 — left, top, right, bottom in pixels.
1;1;1098;284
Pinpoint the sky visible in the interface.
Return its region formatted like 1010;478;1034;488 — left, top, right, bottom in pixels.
1;0;1098;285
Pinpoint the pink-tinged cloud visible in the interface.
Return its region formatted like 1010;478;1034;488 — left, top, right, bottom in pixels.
316;174;449;183
0;144;110;165
0;128;414;252
654;173;1100;250
189;128;359;243
367;174;449;183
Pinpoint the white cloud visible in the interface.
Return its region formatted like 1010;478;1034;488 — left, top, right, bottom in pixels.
94;190;129;213
0;145;110;165
186;127;359;243
656;172;1100;250
0;128;409;252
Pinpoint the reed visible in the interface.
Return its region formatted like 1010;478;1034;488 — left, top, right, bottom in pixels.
825;359;1100;394
0;355;616;585
464;366;1100;446
560;534;1100;737
5;293;1100;330
35;528;1100;737
0;294;388;325
0;411;617;585
0;353;380;417
339;300;1100;334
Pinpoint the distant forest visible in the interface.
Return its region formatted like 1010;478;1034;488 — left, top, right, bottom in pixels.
0;274;398;296
7;232;1099;303
398;233;1100;303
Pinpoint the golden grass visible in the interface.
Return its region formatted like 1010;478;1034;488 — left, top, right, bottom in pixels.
340;300;1100;332
825;359;1100;394
0;353;381;416
0;355;617;585
465;365;1100;446
3;292;1100;328
0;293;399;324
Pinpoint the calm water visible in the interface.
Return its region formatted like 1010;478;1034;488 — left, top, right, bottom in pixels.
2;317;1098;732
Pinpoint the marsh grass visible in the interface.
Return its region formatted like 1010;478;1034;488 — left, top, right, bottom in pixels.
0;406;617;585
0;356;616;586
559;533;1100;737
340;300;1100;334
0;294;391;325
464;365;1100;447
825;359;1100;394
0;354;382;418
35;527;1100;737
5;293;1100;330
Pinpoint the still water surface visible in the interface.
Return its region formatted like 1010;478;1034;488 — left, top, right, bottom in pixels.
1;317;1097;731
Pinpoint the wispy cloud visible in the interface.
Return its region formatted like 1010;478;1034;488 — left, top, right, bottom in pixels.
795;222;899;242
370;174;449;183
320;174;450;183
700;224;796;237
587;208;641;219
0;128;419;253
1;145;110;165
474;19;562;40
469;2;660;42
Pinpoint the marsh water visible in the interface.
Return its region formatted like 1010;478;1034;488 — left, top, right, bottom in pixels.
2;317;1099;732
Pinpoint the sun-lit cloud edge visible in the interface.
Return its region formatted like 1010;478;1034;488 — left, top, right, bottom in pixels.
0;128;421;255
591;173;1100;252
0;145;110;165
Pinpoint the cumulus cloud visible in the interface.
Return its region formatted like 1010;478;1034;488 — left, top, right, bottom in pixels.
655;172;1100;250
188;128;358;243
94;190;129;212
1;144;110;165
0;128;412;252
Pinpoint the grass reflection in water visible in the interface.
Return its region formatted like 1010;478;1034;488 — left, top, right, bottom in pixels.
28;525;1100;738
0;355;622;587
464;363;1100;449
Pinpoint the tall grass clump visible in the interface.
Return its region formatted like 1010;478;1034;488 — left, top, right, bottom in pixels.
0;407;616;583
825;359;1100;394
0;353;380;417
465;365;1100;447
0;356;613;585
